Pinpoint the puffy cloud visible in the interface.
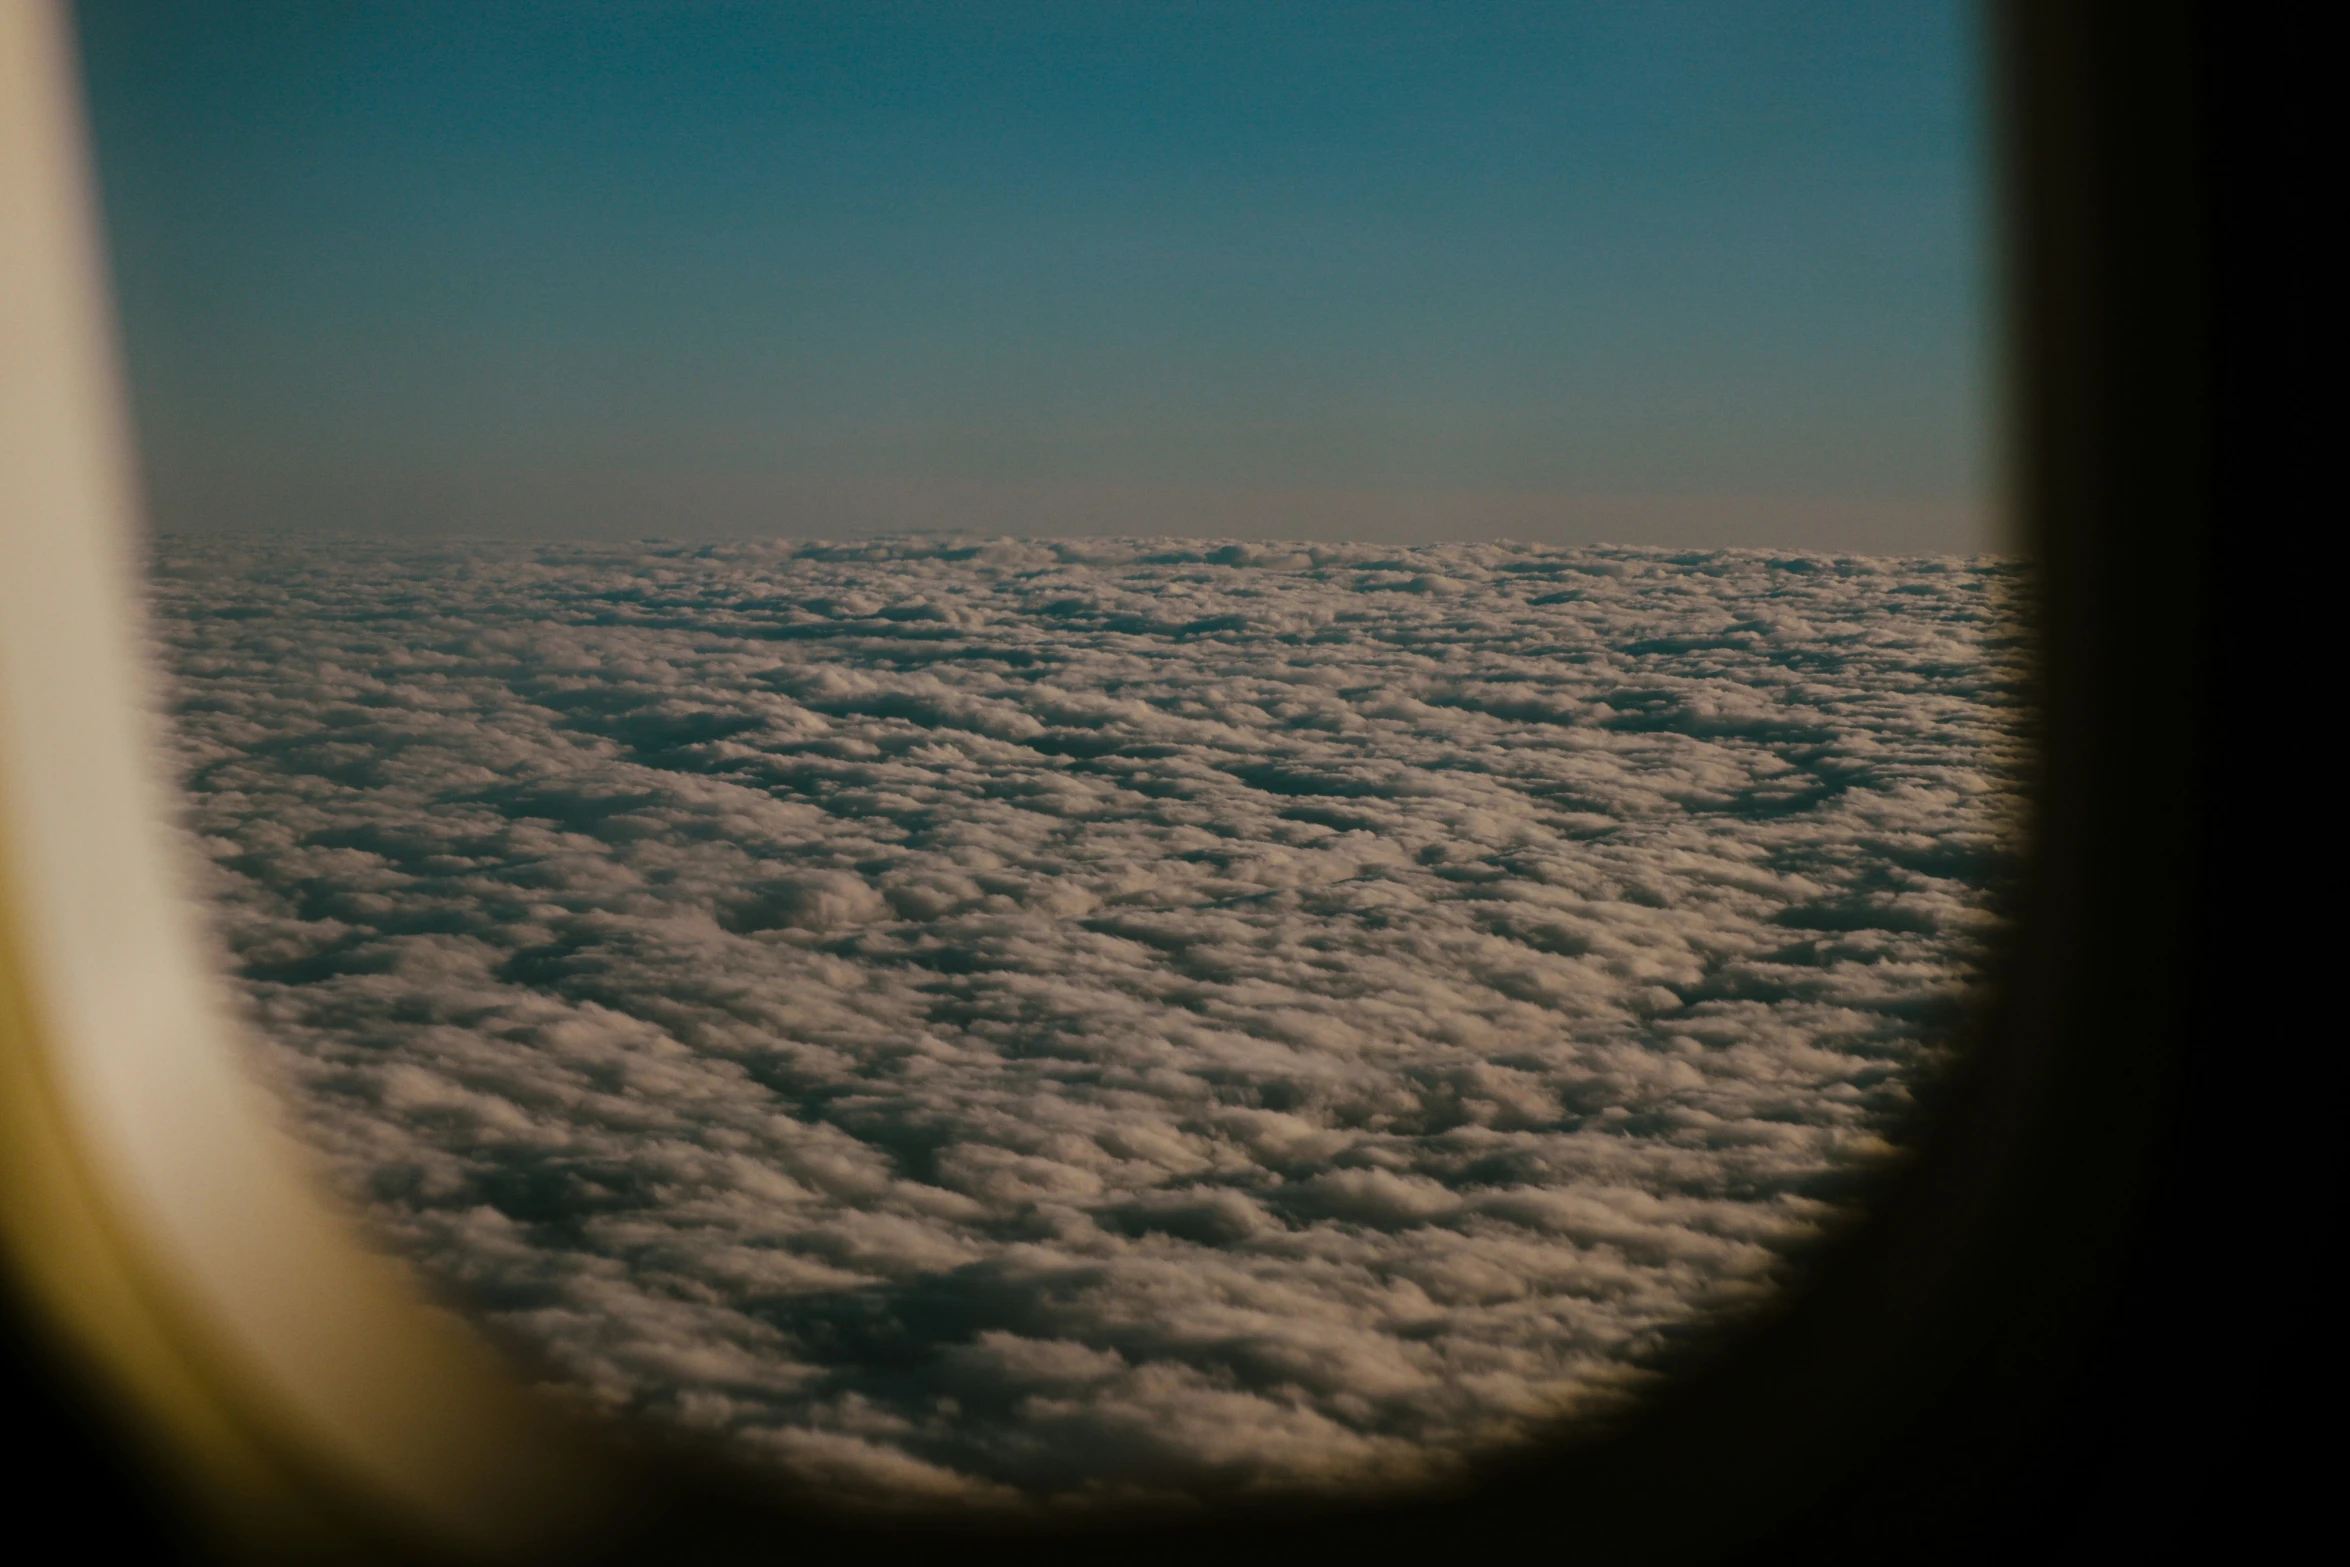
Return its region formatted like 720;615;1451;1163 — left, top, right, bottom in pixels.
149;536;2025;1506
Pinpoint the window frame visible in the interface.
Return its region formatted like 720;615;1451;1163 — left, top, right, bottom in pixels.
0;2;2238;1559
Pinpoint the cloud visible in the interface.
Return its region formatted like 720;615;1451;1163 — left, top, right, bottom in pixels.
150;535;2024;1506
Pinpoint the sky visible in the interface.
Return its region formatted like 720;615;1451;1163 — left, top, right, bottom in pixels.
77;2;1994;551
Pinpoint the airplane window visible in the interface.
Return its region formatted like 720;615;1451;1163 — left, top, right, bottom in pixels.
68;0;2013;1513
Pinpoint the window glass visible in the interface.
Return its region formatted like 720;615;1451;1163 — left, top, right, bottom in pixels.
86;0;2019;1508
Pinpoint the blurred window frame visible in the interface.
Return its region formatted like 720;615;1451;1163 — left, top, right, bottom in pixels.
0;1;2253;1560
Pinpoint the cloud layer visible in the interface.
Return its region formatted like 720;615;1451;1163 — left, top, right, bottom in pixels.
150;537;2025;1505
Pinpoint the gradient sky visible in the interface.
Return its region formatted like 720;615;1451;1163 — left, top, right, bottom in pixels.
76;1;1994;550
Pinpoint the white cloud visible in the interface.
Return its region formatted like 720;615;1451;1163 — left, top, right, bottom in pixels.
150;536;2024;1505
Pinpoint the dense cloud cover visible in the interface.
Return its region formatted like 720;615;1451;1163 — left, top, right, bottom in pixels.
150;538;2024;1506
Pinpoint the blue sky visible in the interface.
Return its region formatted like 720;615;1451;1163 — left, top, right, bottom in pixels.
77;1;1994;549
